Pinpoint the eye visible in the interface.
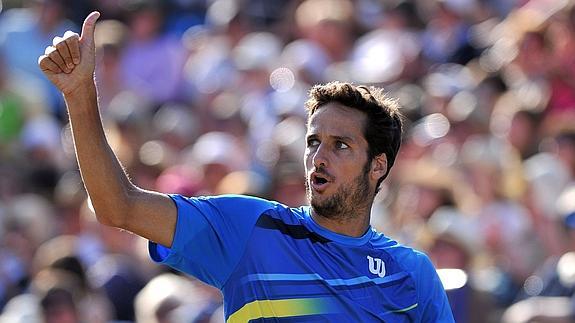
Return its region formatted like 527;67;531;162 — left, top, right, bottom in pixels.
307;138;320;147
335;141;349;150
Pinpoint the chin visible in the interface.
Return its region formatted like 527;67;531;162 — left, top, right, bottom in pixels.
309;195;322;207
306;185;326;200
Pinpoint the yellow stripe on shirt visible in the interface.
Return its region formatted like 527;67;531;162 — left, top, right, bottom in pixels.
227;297;337;322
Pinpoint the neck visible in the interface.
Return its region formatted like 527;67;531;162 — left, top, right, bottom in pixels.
310;203;372;237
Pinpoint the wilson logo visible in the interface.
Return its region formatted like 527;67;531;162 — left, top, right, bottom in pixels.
367;255;386;278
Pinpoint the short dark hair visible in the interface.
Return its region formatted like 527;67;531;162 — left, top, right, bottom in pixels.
305;81;403;190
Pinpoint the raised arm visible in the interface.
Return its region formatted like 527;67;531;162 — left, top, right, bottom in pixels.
38;12;176;247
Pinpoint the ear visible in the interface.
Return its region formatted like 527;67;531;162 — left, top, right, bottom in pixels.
370;153;387;181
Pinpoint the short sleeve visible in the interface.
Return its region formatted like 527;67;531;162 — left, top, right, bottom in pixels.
148;194;277;289
415;253;455;322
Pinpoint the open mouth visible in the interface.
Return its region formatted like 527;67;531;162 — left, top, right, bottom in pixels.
313;175;328;185
311;172;331;191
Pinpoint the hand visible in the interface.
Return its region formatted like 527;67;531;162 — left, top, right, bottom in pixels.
38;11;100;96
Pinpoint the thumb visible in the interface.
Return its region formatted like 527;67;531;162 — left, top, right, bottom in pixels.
79;11;101;47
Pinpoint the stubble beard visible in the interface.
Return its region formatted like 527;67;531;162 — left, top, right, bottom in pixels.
306;163;372;221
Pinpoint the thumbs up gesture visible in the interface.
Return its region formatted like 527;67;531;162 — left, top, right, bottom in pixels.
38;11;100;96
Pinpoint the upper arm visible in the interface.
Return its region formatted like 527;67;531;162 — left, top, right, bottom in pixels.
122;188;178;248
148;194;277;288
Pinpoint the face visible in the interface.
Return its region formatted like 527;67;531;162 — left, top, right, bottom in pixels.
304;103;382;219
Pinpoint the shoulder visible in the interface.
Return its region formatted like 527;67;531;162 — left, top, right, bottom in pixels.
369;233;453;320
371;233;439;283
376;237;453;320
171;194;293;218
191;194;278;206
371;233;424;263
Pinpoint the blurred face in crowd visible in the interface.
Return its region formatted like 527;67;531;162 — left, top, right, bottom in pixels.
35;0;65;31
130;8;162;41
304;103;375;219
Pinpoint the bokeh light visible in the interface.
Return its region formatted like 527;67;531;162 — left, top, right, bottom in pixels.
437;269;468;291
269;67;295;93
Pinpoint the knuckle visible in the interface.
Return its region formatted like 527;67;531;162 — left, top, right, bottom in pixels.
67;33;80;40
55;42;67;50
39;60;53;70
64;34;78;42
65;38;78;47
47;50;59;59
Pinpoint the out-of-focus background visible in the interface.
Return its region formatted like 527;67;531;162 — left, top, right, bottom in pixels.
0;0;574;322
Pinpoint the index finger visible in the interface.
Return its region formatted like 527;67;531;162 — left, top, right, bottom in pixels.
63;31;81;65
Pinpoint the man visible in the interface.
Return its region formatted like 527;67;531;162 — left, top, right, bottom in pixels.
38;12;454;322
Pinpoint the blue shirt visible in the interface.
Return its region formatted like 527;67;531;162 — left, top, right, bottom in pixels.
149;194;454;322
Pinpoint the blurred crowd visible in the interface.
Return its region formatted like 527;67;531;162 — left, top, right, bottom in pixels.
0;0;575;322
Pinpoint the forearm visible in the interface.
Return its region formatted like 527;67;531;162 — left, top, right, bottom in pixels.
65;80;135;227
39;11;177;246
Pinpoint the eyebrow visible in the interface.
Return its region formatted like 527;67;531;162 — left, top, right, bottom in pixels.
306;134;355;143
332;135;354;143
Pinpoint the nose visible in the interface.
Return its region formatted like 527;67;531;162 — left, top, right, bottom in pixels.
312;143;328;168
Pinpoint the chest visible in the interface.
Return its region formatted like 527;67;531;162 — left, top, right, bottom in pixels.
223;217;419;321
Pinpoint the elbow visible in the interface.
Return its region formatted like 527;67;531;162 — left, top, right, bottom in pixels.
88;186;140;229
93;207;127;228
93;210;123;227
89;196;131;229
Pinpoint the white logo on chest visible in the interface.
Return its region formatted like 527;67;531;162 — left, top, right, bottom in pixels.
367;255;386;278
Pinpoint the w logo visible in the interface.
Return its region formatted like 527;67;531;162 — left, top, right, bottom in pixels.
367;255;386;278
